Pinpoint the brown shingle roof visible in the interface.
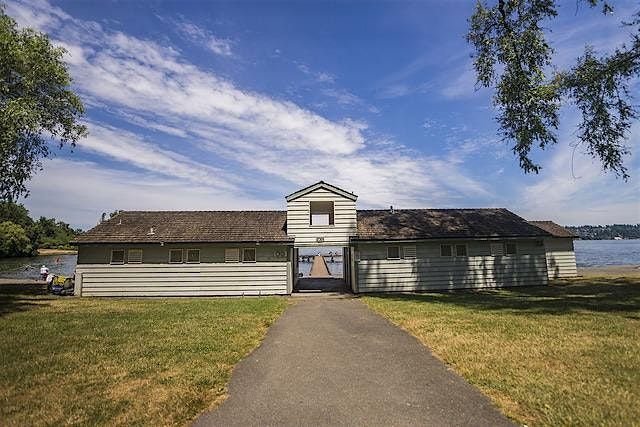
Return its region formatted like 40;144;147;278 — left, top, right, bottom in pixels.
73;208;556;244
73;211;291;244
528;221;577;238
355;208;551;240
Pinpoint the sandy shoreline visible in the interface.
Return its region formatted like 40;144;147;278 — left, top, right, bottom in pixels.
37;248;78;255
578;265;640;277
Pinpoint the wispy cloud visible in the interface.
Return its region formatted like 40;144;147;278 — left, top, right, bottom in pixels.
23;159;279;228
439;64;480;99
80;122;238;190
518;117;640;224
160;15;234;57
322;88;380;114
296;62;335;83
7;0;492;226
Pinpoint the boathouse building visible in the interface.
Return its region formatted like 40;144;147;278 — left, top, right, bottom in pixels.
73;181;577;296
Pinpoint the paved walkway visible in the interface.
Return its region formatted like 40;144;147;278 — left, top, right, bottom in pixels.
194;298;514;427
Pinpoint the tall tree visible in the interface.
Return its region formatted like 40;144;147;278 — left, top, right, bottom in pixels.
0;5;87;202
467;0;638;179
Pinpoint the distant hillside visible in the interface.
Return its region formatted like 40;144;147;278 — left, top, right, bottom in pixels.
566;224;640;240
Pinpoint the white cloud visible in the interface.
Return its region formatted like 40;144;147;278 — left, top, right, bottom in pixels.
206;37;233;56
21;159;280;229
79;122;237;191
440;65;479;99
296;62;335;84
6;0;491;226
162;17;234;57
376;83;411;99
4;0;69;30
322;88;380;114
518;132;640;224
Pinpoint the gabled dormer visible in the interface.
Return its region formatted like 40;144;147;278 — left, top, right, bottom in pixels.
285;181;358;247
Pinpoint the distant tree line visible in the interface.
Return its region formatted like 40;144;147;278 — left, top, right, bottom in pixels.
566;224;640;240
0;202;82;257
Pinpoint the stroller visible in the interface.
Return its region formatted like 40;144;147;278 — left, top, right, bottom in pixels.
46;274;74;296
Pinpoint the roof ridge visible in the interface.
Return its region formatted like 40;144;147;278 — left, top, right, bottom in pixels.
356;207;508;211
118;210;287;213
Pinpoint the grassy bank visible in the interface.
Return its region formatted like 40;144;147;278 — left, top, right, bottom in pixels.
362;277;640;426
0;284;287;426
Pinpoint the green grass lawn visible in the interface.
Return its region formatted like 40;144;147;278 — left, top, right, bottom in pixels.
0;284;287;426
362;277;640;427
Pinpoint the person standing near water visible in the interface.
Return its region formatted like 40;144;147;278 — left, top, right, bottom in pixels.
40;265;49;280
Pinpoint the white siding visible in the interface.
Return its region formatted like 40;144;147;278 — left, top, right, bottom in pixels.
76;262;289;296
355;241;548;292
286;187;357;247
544;238;578;279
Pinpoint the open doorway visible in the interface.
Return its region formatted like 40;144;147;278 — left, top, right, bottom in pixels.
295;246;348;292
297;246;343;278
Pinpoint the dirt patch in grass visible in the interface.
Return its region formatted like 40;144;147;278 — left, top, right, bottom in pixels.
362;277;640;426
0;285;287;426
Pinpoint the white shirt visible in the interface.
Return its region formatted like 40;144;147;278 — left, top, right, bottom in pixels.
40;266;49;274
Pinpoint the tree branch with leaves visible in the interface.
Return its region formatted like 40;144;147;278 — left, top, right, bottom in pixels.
467;0;638;180
0;5;87;202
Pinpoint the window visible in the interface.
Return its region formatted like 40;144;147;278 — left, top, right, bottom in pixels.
387;246;400;260
127;249;143;264
243;248;256;262
455;244;467;257
110;249;125;264
310;201;334;226
169;249;183;263
440;244;453;257
225;248;240;263
186;249;200;263
505;242;517;255
403;245;417;259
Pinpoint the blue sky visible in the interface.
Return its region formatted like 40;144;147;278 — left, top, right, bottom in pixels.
6;0;640;229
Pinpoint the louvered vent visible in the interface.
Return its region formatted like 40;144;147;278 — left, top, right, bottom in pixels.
225;248;240;263
128;249;143;263
403;245;417;259
490;243;504;256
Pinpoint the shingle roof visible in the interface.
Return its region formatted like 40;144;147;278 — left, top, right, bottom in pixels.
74;208;556;244
73;211;291;244
528;221;577;238
355;208;551;240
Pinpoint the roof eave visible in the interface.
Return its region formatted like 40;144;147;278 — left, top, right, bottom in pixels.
74;239;294;245
285;181;357;202
351;234;549;243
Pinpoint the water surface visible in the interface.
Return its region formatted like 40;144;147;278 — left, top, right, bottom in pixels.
574;240;640;267
0;254;77;279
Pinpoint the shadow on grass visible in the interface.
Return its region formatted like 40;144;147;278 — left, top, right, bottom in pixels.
0;284;53;317
364;278;640;315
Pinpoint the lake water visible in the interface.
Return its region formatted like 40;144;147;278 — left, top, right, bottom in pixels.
298;258;344;278
0;254;77;279
0;240;637;279
574;240;640;267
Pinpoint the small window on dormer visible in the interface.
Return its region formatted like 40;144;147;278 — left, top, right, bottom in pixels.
310;201;334;225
